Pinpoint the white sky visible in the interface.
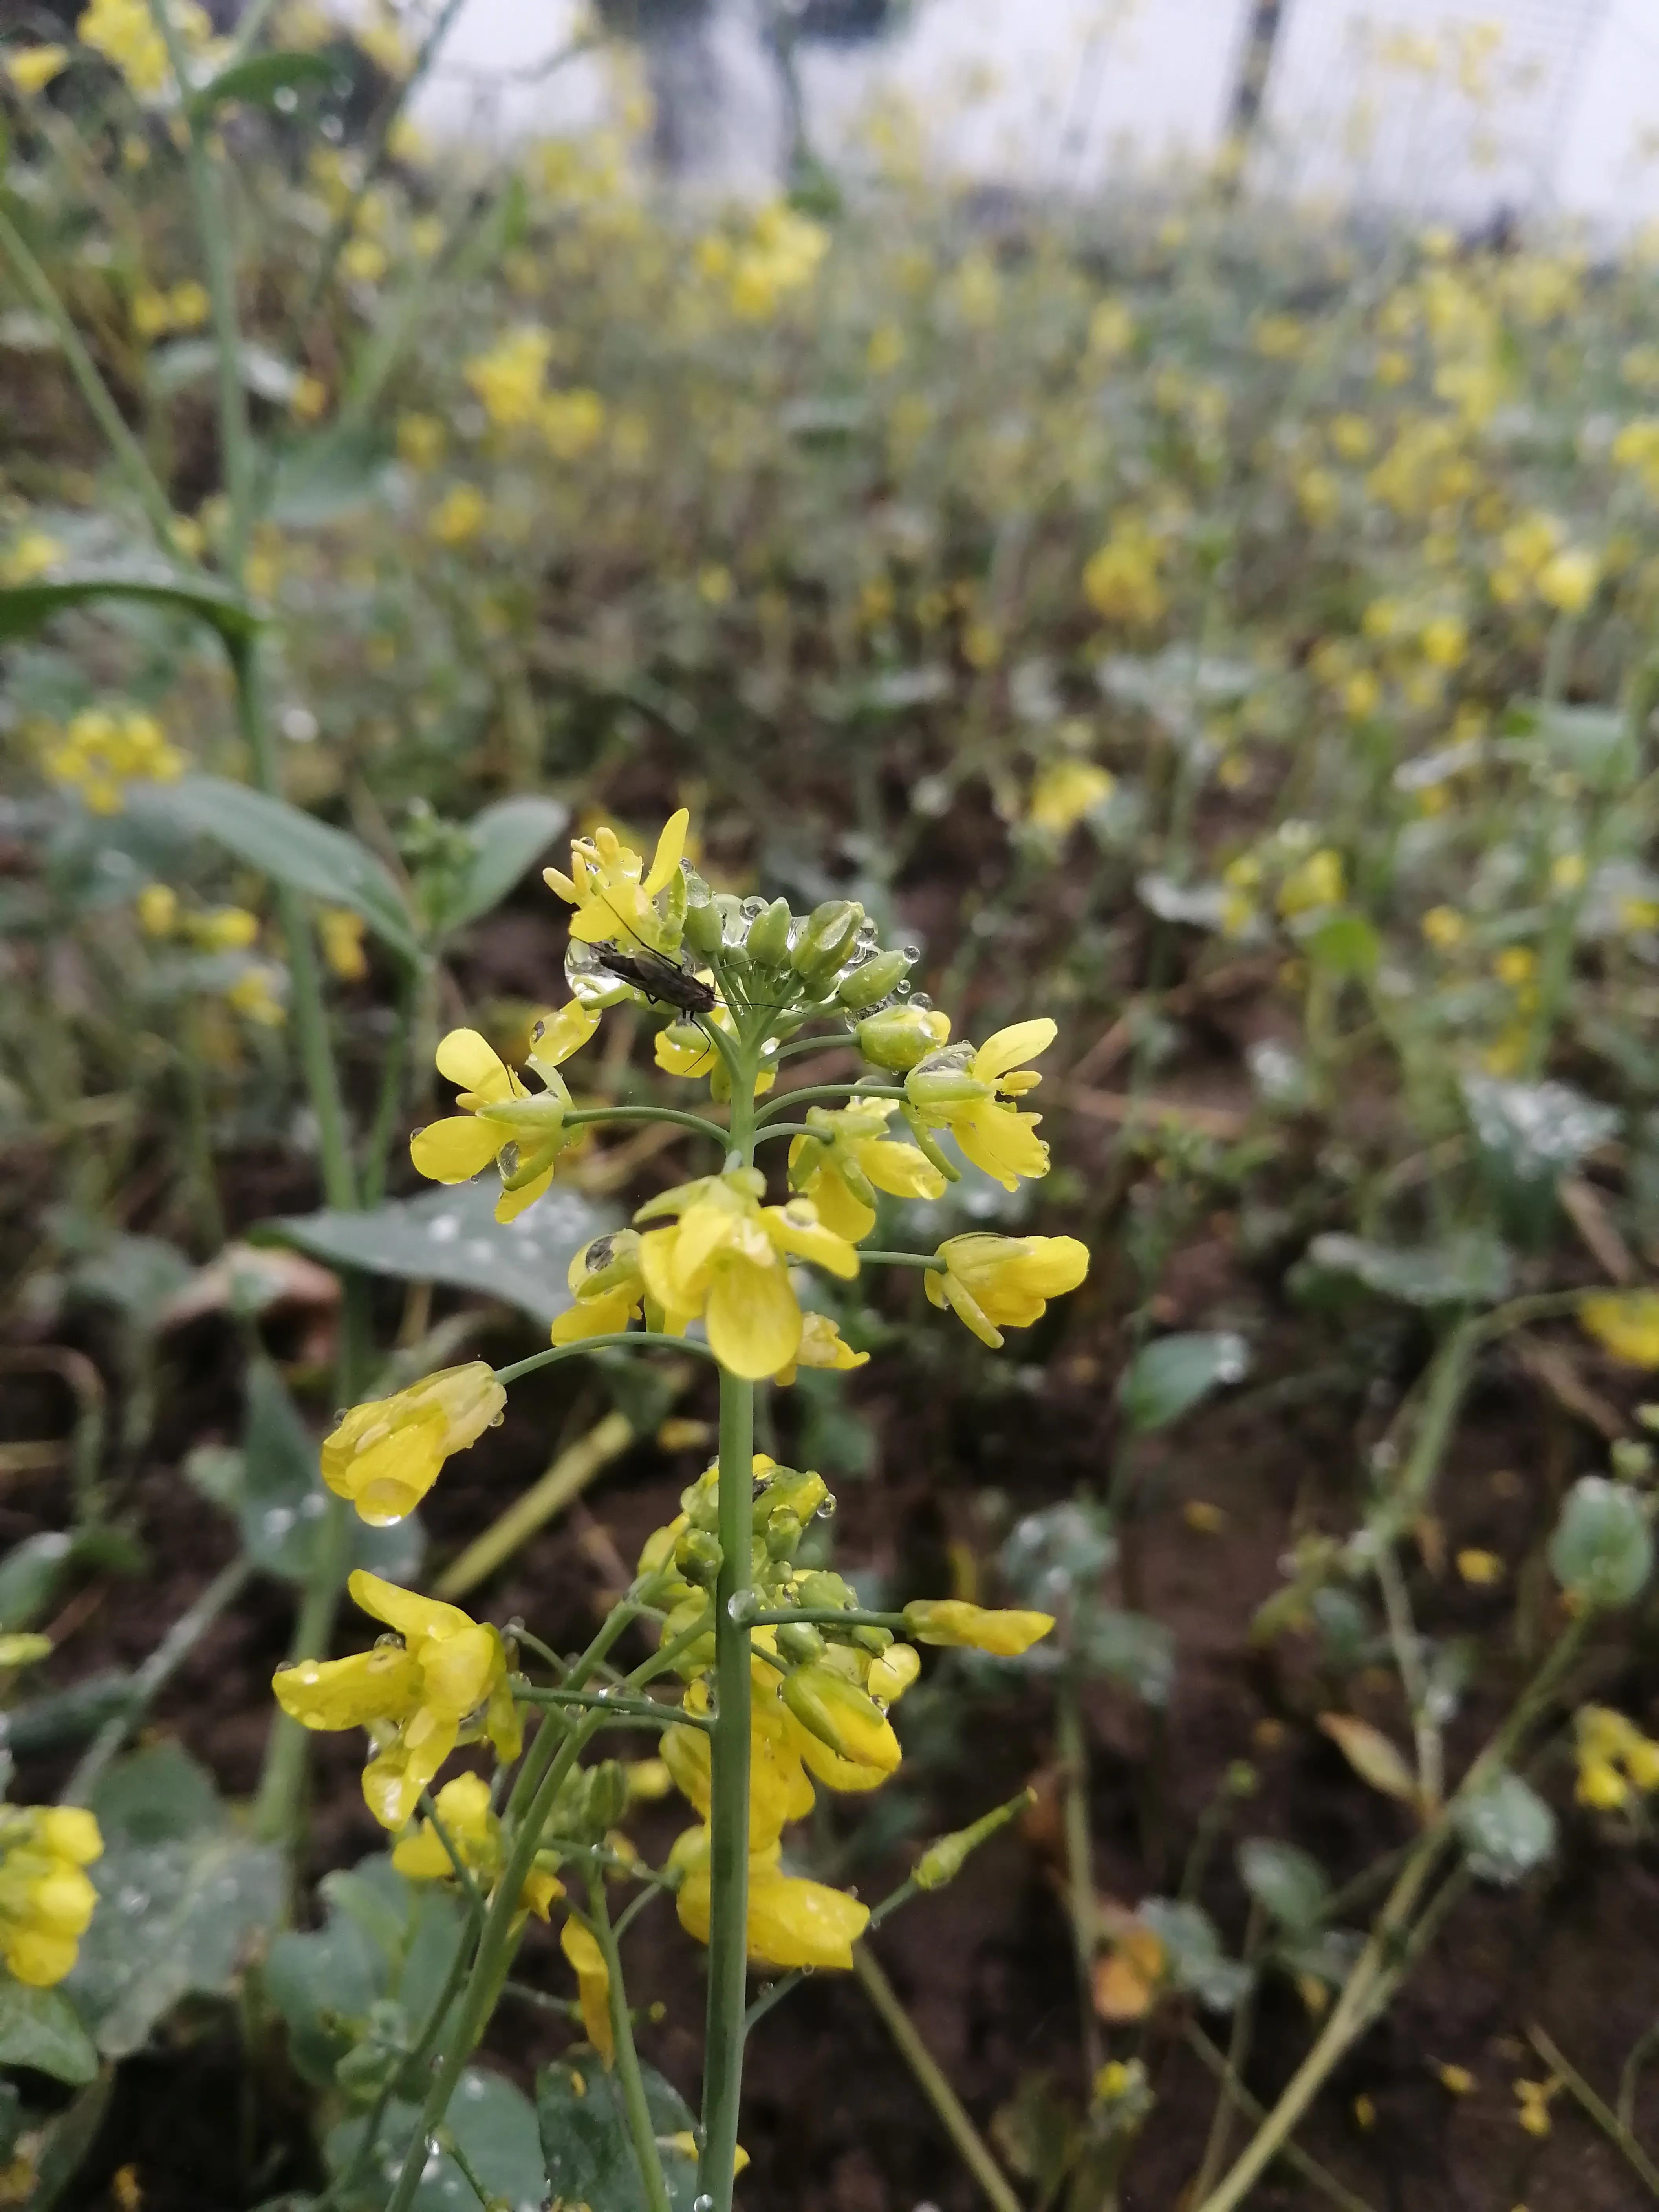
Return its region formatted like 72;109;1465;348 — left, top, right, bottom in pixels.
409;0;1659;228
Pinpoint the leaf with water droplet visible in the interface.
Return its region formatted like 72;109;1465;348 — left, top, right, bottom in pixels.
1118;1331;1250;1434
537;2056;700;2210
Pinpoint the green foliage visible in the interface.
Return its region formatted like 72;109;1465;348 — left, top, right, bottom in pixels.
1118;1332;1250;1433
537;2058;701;2211
1548;1476;1654;1610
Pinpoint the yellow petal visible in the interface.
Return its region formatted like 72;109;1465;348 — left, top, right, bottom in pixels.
531;999;601;1068
348;1571;480;1650
745;1869;868;1970
902;1599;1055;1656
434;1028;513;1098
643;807;690;896
273;1645;418;1730
706;1252;802;1380
973;1019;1057;1082
418;1624;501;1719
410;1116;502;1183
954;1102;1050;1192
856;1139;949;1202
561;1918;615;2064
495;1162;555;1223
796;1165;875;1245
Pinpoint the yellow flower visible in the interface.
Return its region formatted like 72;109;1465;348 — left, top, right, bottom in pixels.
40;707;183;814
5;45;68;94
904;1020;1057;1190
0;528;62;583
1277;848;1345;917
1421;905;1464;950
544;808;689;954
665;1679;817;1851
77;0;176;97
168;280;209;330
428;485;487;545
1577;1753;1629;1809
540;389;606;460
191;905;259;952
1455;1549;1503;1586
773;1311;869;1386
560;1917;614;2062
321;1361;506;1525
273;1571;520;1828
1537;548;1598;614
341;238;387;285
652;1001;775;1097
137;883;178;938
291;372;328;423
0;1805;102;1987
670;1826;868;1970
549;1231;650;1346
410;1007;597;1223
396;1773;562;1917
925;1233;1090;1349
464;327;553;429
1493;946;1536;988
227;969;286;1027
1027;759;1115;836
787;1102;946;1242
781;1662;901;1774
636;1170;859;1380
1083;524;1166;626
319;907;368;980
901;1599;1055;1656
1419;615;1467;669
1580;1291;1659;1368
397;413;445;470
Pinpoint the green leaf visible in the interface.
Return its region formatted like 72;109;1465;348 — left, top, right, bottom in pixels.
0;568;258;646
236;1360;423;1586
1548;1476;1654;1610
266;427;393;528
29;2070;112;2210
1304;1231;1513;1309
1071;1603;1175;1705
1237;1838;1330;1932
5;1672;134;1756
90;1741;221;1846
998;1502;1117;1606
125;775;422;966
0;1533;73;1633
537;2056;699;2211
1135;1899;1251;2013
266;1179;616;1329
0;1981;98;2085
66;1762;284;2058
442;795;571;938
1454;1769;1557;1886
1296;908;1379;978
187;48;339;118
146;339;300;404
66;1231;194;1323
329;2067;544;2212
1119;1331;1249;1432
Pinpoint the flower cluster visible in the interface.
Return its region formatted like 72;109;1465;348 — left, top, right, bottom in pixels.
0;1805;103;1987
39;707;184;815
1574;1705;1659;1811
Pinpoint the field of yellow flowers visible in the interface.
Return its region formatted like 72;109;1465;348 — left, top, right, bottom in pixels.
7;8;1659;2211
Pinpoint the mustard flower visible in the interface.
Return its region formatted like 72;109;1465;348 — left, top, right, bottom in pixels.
321;1361;505;1525
410;1005;597;1223
394;1773;563;1919
550;1230;652;1346
5;45;68;94
781;1662;902;1774
544;807;689;955
787;1101;947;1242
1580;1291;1659;1369
773;1311;869;1386
428;485;487;545
904;1020;1057;1190
0;1805;102;1987
670;1825;868;1971
635;1169;859;1380
903;1599;1055;1656
560;1918;614;2062
1574;1706;1659;1809
463;327;553;429
319;907;368;981
273;1571;521;1829
40;707;183;815
926;1233;1090;1350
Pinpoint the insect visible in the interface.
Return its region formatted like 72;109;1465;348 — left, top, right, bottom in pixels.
591;942;718;1015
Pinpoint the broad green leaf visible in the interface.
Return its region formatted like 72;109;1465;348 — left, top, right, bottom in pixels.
999;1502;1117;1608
66;1762;284;2058
0;568;258;646
1135;1900;1251;2013
126;775;421;965
1454;1769;1557;1886
1119;1331;1249;1433
1296;908;1379;978
0;1533;73;1633
1071;1603;1175;1705
66;1231;193;1322
6;1673;134;1756
1548;1476;1654;1610
442;795;571;937
537;2056;700;2212
187;48;339;117
90;1741;221;1846
1304;1231;1512;1309
236;1360;423;1586
1237;1838;1329;1932
1461;1076;1619;1245
266;1857;466;2091
328;2068;543;2212
0;1981;98;2085
1317;1713;1419;1806
266;1179;615;1329
146;339;300;404
266;428;393;528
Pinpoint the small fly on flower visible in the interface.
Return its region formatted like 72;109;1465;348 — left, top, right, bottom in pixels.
591;940;718;1015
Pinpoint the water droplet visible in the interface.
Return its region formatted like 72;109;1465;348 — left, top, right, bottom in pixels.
694;2197;716;2212
900;944;921;961
273;84;298;112
489;1410;505;1427
819;1496;837;1515
741;896;765;919
894;981;912;997
909;992;933;1010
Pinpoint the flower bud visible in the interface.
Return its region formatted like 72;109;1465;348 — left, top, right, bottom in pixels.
765;1509;802;1560
675;1529;724;1586
782;1663;901;1771
745;896;794;969
904;1044;989;1109
793;899;864;984
836;948;911;1011
913;1787;1034;1890
857;1003;951;1072
321;1362;505;1526
758;1469;830;1528
902;1599;1055;1656
683;893;725;957
776;1620;824;1665
795;1569;853;1613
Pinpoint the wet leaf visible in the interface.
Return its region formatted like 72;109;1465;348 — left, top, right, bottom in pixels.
537;2055;701;2211
0;568;258;646
1237;1837;1330;1932
1071;1603;1176;1705
1305;1231;1512;1309
1119;1331;1250;1433
187;48;338;118
89;1741;220;1845
999;1502;1117;1608
1548;1476;1654;1610
440;795;571;938
266;1179;616;1329
1135;1899;1251;2012
0;1982;98;2085
1317;1714;1419;1806
1454;1769;1557;1886
329;2067;543;2212
0;1532;73;1633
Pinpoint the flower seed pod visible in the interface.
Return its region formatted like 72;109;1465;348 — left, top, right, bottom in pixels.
856;1003;951;1072
745;896;794;969
836;947;910;1010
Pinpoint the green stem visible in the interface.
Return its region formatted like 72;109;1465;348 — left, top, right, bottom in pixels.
563;1104;731;1147
493;1333;720;1388
514;1686;701;1728
585;1870;674;2212
0;203;180;555
1056;1668;1103;2081
363;966;417;1208
852;1945;1025;2212
737;1605;907;1631
1183;2025;1377;2212
754;1083;907;1123
1529;2025;1659;2197
698;1360;755;2207
856;1249;947;1271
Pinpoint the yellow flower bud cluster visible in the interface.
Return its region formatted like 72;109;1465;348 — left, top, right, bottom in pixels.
695;204;830;322
76;0;211;98
40;707;183;815
0;1805;103;1987
131;280;210;341
1573;1705;1659;1811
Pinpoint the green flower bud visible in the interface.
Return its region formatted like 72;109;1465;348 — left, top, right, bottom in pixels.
746;896;794;969
675;1528;724;1586
683;894;725;957
795;1569;854;1613
782;1663;901;1771
793;899;864;984
914;1788;1035;1890
857;1003;952;1072
776;1620;825;1665
836;948;911;1010
760;1470;830;1527
851;1622;894;1654
766;1509;803;1560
